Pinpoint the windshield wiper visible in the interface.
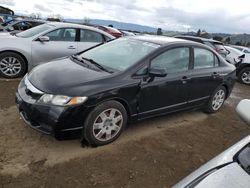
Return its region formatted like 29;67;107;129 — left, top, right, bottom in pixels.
71;55;90;67
81;57;113;73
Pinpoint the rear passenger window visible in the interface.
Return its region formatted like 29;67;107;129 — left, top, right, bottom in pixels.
151;47;189;73
194;48;218;69
80;30;103;43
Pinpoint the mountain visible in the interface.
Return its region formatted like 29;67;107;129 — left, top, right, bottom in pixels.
65;18;158;33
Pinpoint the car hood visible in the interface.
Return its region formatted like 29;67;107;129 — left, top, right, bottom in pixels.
173;135;250;188
195;163;250;188
28;57;112;96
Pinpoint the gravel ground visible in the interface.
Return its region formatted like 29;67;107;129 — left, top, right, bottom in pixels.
0;79;249;188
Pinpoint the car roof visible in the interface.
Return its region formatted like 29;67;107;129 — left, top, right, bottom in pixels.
176;35;223;44
128;35;191;45
46;22;115;38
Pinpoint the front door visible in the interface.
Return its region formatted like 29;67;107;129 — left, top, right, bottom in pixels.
31;28;77;66
138;47;191;119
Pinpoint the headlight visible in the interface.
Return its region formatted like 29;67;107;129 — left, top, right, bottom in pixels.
38;94;87;106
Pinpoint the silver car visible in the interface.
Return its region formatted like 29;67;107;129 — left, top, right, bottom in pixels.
174;99;250;188
0;22;114;78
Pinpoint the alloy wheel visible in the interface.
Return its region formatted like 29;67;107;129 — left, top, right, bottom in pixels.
92;108;123;142
212;89;225;111
241;70;250;84
0;57;22;77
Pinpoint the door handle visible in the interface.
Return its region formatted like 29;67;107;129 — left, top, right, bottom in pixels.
212;72;220;78
68;46;76;49
181;76;190;84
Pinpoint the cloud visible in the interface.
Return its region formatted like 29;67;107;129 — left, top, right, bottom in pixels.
3;0;250;33
154;6;250;33
0;0;15;6
33;4;51;13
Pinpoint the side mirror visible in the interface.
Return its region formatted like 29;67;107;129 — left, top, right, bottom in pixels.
149;68;167;77
38;36;50;42
236;99;250;124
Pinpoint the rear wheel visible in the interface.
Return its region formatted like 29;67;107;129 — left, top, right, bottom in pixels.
238;67;250;85
82;100;127;146
205;86;226;113
0;52;27;78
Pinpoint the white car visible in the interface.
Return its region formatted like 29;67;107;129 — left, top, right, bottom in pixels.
225;46;245;65
0;22;114;78
174;99;250;188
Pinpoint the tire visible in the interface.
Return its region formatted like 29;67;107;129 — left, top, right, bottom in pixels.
82;100;127;146
0;52;27;78
238;67;250;85
205;86;226;113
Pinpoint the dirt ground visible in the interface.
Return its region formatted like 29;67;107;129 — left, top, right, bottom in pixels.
0;79;249;188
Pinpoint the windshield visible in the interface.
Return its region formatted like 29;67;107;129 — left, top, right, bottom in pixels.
79;38;160;71
16;24;54;38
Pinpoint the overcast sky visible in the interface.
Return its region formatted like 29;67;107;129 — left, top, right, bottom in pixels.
1;0;250;33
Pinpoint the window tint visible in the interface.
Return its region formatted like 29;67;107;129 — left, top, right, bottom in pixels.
45;28;76;41
194;48;218;69
80;29;103;43
151;48;189;73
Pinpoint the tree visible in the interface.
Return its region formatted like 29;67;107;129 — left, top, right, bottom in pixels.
30;13;42;19
156;28;162;35
235;41;242;46
225;37;231;44
213;36;223;41
196;29;201;36
83;17;91;24
246;42;250;47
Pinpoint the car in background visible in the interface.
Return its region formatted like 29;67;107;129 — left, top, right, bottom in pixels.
224;46;250;85
174;99;250;188
0;22;114;78
120;30;135;36
97;25;122;38
0;19;46;34
16;36;236;146
175;35;228;58
231;45;250;54
224;46;245;66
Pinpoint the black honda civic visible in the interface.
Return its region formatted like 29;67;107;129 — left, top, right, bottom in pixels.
16;36;236;146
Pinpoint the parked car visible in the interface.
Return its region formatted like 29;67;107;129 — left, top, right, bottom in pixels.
15;36;236;146
0;19;46;34
175;35;228;58
231;45;250;54
0;6;14;15
120;30;135;36
174;99;250;188
224;46;245;66
97;25;122;38
0;22;114;78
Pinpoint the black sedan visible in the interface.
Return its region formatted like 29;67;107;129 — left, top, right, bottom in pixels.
15;36;236;146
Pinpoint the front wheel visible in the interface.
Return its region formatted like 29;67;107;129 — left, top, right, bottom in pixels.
0;52;27;78
205;86;226;113
238;67;250;85
82;100;127;146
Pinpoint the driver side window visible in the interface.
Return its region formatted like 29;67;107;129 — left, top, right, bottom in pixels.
45;28;76;42
151;47;190;73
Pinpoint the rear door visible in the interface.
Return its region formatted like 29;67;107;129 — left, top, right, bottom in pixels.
31;28;77;65
188;47;223;106
77;29;105;52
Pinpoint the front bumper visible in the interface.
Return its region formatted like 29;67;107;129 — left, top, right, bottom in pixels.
15;78;90;136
